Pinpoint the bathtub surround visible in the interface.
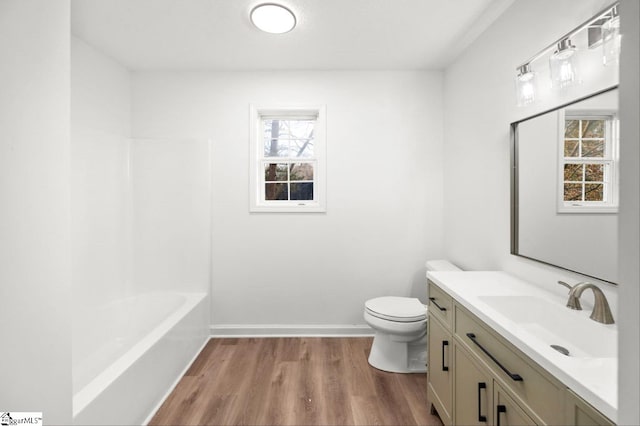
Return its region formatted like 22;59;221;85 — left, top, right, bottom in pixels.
71;37;211;424
129;138;212;294
0;0;72;423
71;36;131;307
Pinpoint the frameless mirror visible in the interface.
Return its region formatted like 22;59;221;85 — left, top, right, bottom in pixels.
511;87;619;284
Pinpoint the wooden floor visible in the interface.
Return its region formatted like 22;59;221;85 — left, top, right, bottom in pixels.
149;337;443;426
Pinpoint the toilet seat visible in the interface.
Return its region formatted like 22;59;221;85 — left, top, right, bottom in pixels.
365;296;427;322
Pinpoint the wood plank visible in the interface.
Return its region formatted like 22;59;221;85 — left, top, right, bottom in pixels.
149;337;443;426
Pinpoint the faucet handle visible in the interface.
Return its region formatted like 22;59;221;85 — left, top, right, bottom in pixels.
557;280;572;291
558;280;582;310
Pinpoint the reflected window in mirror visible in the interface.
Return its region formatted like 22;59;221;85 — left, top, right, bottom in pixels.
511;86;619;284
558;112;619;213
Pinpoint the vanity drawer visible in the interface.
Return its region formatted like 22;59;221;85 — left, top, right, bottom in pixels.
455;305;565;425
428;281;453;329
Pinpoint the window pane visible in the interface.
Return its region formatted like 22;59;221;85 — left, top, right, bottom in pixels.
564;140;579;157
565;120;580;138
290;138;314;157
581;120;605;138
264;138;289;157
585;184;604;201
290;183;313;200
585;164;604;182
263;118;315;158
581;140;605;158
284;119;314;139
265;183;288;200
564;183;583;201
290;163;314;181
263;119;289;157
564;164;583;181
264;163;288;181
263;119;279;138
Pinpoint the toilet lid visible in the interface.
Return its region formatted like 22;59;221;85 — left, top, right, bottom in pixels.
365;297;427;322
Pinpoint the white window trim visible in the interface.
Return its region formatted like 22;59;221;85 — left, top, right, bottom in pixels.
249;104;327;213
556;109;619;214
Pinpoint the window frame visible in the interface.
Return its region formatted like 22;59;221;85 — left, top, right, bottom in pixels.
249;105;327;213
557;109;619;213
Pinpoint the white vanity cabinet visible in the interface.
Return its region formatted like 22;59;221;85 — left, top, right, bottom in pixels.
427;279;615;426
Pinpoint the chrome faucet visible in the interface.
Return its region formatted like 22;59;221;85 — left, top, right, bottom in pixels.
557;281;615;324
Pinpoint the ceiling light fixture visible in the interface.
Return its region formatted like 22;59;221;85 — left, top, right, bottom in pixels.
250;3;296;34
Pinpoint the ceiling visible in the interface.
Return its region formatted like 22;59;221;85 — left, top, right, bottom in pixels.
71;0;514;71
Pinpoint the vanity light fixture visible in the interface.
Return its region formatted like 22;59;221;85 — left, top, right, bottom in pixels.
515;63;537;106
250;3;296;34
549;38;579;89
513;2;619;106
602;5;621;66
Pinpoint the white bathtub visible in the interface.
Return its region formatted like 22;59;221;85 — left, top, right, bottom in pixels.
72;291;208;425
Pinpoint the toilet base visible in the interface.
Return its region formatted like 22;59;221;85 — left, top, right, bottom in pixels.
367;332;427;373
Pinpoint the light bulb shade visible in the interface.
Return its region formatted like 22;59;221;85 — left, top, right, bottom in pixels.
602;7;621;66
515;64;537;106
550;39;579;89
250;4;296;34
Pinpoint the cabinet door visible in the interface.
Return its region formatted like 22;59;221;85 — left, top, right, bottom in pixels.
493;382;536;426
565;389;615;426
454;343;492;425
427;315;452;425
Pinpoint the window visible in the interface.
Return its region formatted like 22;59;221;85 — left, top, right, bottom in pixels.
249;105;326;212
558;112;618;213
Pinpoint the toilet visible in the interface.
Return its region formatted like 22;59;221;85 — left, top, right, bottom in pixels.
363;259;461;373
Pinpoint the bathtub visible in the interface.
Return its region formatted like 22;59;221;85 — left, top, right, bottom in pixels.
72;291;208;425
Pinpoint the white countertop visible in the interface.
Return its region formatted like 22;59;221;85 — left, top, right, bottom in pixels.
427;270;617;422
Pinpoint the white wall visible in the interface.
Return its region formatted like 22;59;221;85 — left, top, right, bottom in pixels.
617;1;640;423
132;71;444;329
0;0;72;423
71;36;131;307
443;0;618;305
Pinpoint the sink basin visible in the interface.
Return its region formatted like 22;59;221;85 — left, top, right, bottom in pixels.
477;295;617;359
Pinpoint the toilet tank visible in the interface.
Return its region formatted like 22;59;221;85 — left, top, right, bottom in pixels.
425;259;461;272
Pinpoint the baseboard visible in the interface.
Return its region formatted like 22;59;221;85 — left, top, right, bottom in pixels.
210;324;374;338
